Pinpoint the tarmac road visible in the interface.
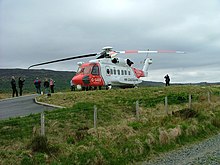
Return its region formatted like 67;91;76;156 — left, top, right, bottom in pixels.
0;94;54;120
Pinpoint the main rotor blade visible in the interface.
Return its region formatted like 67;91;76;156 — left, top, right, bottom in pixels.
116;50;185;54
28;53;97;69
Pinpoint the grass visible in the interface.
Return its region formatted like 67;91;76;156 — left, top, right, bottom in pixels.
0;85;220;164
0;93;11;100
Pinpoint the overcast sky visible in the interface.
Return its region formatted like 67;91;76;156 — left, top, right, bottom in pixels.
1;0;220;83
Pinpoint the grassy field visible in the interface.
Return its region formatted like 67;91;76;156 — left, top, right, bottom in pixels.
1;85;220;164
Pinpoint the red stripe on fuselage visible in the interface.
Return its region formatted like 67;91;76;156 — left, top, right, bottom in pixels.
125;50;138;54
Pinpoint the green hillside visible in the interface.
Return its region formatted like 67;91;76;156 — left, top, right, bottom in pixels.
0;69;75;93
1;85;220;164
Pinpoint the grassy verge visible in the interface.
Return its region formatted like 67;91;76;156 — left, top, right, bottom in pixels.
1;85;220;164
0;93;12;100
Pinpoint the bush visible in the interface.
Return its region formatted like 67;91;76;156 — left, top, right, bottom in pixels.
29;135;49;153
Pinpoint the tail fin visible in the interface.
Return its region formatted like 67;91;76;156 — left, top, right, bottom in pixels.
142;58;152;77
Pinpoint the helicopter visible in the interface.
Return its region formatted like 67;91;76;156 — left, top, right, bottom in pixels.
28;46;184;90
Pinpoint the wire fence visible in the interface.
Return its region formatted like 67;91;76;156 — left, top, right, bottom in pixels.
38;90;220;135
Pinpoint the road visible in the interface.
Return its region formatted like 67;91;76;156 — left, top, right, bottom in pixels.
142;133;220;165
0;95;54;120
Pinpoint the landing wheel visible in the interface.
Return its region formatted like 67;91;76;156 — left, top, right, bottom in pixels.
106;85;112;90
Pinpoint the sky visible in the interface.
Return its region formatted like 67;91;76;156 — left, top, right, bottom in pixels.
0;0;220;83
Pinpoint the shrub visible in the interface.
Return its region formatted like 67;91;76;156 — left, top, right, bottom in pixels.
29;135;49;153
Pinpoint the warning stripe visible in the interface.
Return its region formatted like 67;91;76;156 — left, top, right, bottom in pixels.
125;50;139;54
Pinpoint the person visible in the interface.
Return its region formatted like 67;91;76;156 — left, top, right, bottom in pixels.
50;78;55;93
18;77;25;96
34;77;41;94
44;78;50;95
11;76;18;97
164;74;170;86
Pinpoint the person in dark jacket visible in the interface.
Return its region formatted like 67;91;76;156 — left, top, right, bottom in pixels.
18;77;25;96
11;76;18;97
44;78;50;94
164;74;170;86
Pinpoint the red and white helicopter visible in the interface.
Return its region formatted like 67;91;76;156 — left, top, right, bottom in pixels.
29;46;184;90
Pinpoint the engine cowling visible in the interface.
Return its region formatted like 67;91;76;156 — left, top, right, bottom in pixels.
111;58;133;67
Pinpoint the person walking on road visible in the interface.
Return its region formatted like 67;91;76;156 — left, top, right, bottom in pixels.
34;77;41;94
18;77;25;96
11;76;18;97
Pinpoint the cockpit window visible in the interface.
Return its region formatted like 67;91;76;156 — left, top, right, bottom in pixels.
91;65;99;75
77;65;92;74
84;66;91;74
77;67;84;74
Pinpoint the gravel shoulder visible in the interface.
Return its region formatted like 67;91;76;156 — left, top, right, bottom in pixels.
141;133;220;165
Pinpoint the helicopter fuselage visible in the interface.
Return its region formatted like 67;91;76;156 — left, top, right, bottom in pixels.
72;58;144;89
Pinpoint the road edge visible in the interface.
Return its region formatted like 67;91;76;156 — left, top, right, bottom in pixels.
34;97;66;109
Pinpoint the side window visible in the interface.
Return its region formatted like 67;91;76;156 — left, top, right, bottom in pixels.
91;65;99;75
114;69;116;75
110;69;113;74
106;68;110;74
124;70;127;75
128;71;131;75
121;70;124;75
117;69;120;75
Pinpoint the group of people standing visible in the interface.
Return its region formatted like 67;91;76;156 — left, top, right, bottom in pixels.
10;76;55;97
11;76;25;97
34;77;55;94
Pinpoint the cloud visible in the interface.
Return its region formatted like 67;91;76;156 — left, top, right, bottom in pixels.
0;0;220;83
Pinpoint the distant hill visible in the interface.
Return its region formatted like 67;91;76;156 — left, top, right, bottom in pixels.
0;69;75;93
140;81;164;86
1;68;219;94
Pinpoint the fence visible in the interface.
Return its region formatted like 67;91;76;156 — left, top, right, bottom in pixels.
39;91;219;135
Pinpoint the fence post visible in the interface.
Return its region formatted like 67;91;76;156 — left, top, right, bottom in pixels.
165;96;168;115
94;105;97;129
136;100;139;120
41;112;45;136
208;91;211;104
189;94;192;109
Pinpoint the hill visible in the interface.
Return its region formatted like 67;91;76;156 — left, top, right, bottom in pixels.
1;68;219;94
1;85;220;164
0;69;75;93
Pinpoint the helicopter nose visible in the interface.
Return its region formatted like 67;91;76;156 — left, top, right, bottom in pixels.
72;75;83;85
82;75;90;85
72;75;90;85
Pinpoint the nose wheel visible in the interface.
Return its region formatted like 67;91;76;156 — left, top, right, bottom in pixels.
106;84;112;90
